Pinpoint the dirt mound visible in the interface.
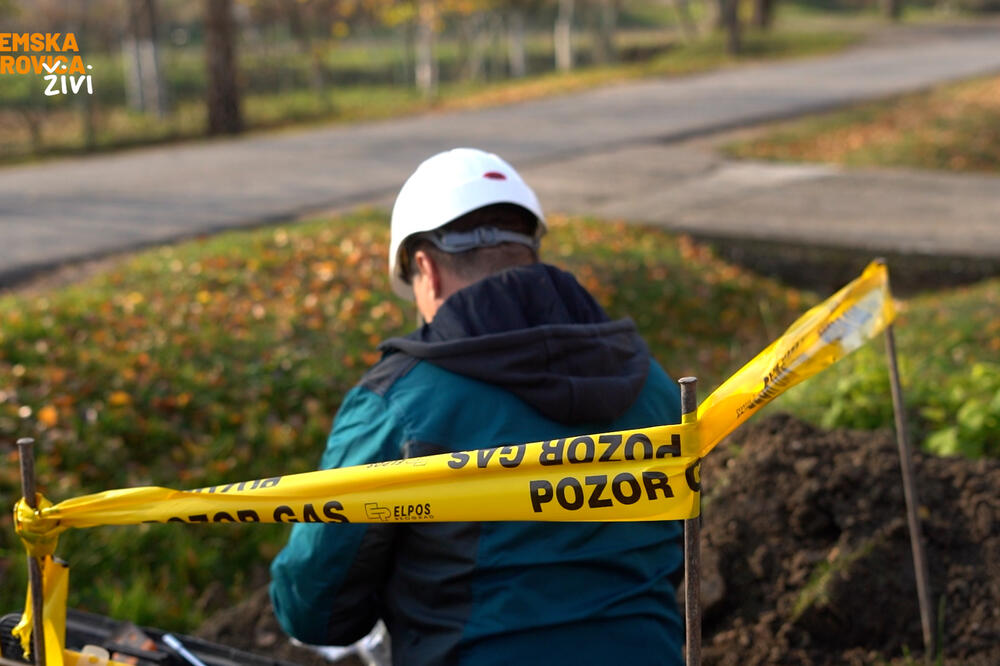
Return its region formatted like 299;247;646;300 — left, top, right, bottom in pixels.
700;414;1000;665
197;415;999;664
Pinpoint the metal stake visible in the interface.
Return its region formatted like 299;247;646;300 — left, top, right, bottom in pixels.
17;437;47;666
884;325;936;658
679;377;701;666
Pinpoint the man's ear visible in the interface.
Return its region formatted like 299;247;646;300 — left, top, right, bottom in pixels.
413;249;442;299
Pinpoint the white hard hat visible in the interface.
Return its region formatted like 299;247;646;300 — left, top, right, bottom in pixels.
389;148;546;300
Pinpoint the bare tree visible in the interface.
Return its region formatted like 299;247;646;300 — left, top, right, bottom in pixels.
714;0;726;29
16;107;46;154
554;0;574;72
752;0;775;29
415;0;438;97
280;0;336;91
883;0;904;21
720;0;741;54
124;0;168;117
78;0;100;150
506;2;528;78
591;0;618;65
670;0;698;40
459;11;489;81
205;0;243;135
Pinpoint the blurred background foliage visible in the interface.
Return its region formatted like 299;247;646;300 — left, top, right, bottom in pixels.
0;0;986;162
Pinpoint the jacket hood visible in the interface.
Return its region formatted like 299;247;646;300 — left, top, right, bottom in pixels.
378;263;650;424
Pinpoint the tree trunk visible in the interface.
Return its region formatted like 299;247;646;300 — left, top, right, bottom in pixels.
460;13;490;82
672;0;698;40
80;91;98;151
715;0;727;30
205;0;243;135
75;11;100;152
284;0;309;46
415;0;438;97
883;0;904;21
592;0;617;65
723;0;741;55
401;22;415;85
124;0;168;117
487;12;504;80
507;7;527;78
19;110;43;153
284;0;328;91
555;0;574;72
752;0;775;29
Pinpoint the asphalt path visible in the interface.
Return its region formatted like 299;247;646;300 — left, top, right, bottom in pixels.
3;21;1000;284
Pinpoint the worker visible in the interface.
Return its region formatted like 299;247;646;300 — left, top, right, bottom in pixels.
269;147;685;665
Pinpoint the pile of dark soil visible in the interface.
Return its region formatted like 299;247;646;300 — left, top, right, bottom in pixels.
197;414;998;665
700;414;999;665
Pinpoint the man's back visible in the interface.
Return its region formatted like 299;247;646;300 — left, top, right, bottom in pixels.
270;264;685;665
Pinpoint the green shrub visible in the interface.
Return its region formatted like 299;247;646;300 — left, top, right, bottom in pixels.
779;277;1000;459
923;363;1000;458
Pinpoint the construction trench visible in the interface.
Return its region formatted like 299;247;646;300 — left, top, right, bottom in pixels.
192;413;999;666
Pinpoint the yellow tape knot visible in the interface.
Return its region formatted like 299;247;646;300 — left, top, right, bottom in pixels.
14;495;61;558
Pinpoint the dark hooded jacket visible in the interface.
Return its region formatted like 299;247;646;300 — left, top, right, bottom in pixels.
270;263;684;665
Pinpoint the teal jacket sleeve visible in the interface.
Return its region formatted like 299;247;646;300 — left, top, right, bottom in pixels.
269;385;405;645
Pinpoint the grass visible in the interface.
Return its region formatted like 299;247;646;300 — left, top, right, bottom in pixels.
724;74;1000;173
790;537;879;622
0;211;813;630
0;23;861;165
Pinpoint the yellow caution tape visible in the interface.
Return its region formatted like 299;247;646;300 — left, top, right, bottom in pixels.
15;421;701;538
10;259;894;658
14;494;59;558
696;259;894;455
11;426;701;662
12;556;68;666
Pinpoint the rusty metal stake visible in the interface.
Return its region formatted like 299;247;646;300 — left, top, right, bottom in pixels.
679;377;700;666
17;437;47;666
884;325;936;659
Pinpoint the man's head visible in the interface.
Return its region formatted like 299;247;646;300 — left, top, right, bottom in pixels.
389;148;546;322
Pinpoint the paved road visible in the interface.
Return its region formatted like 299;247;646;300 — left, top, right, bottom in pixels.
3;21;1000;284
523;144;1000;258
